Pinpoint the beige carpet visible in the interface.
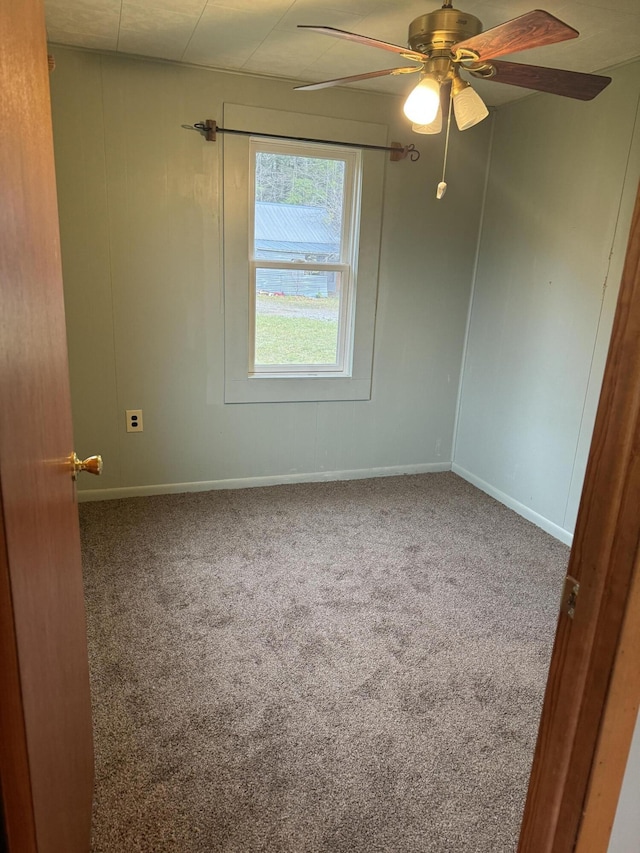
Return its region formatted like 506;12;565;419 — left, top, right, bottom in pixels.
80;472;568;853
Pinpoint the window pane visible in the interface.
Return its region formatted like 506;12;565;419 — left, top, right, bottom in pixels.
254;153;345;263
255;270;342;366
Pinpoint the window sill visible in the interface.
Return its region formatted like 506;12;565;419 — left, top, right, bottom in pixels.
225;375;372;404
249;370;351;380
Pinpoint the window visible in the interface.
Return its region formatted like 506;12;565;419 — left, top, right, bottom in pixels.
250;140;360;377
222;104;386;404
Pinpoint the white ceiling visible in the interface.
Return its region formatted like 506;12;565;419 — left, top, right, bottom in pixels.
45;0;640;106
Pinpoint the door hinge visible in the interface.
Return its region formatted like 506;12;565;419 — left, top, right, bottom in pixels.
563;575;580;619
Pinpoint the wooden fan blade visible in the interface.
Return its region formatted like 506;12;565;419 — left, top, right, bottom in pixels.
295;66;421;91
454;10;578;61
297;25;428;61
479;60;611;100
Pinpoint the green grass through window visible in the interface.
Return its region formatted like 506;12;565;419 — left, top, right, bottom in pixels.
255;296;339;365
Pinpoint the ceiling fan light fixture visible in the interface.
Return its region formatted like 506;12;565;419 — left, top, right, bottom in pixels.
403;76;441;125
452;77;489;130
296;11;612;107
412;104;443;134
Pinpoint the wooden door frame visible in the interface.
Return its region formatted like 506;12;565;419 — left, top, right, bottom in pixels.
574;552;640;852
518;180;640;852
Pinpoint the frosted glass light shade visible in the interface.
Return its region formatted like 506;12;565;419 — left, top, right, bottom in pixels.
452;84;489;130
412;104;443;134
403;77;441;125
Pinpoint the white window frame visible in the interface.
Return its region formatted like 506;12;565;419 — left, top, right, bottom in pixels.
249;139;361;378
222;104;387;404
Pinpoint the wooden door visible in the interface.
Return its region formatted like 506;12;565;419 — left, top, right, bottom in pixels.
0;1;94;851
518;183;640;852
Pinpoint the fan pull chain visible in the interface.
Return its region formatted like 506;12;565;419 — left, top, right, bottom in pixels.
437;87;454;200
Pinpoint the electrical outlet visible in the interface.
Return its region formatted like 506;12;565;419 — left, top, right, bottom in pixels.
126;409;143;433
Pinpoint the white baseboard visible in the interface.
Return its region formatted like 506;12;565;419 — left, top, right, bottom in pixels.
451;464;574;546
77;462;452;503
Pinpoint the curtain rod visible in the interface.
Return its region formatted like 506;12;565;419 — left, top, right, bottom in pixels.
183;120;420;162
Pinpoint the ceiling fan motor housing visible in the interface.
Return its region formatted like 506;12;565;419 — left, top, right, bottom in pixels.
408;7;482;56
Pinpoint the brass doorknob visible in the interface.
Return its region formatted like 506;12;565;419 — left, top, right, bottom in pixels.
71;453;103;480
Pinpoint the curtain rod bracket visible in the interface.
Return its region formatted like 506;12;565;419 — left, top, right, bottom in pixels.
389;142;418;162
186;120;419;162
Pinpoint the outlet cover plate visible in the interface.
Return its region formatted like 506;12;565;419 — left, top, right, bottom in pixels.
126;409;143;432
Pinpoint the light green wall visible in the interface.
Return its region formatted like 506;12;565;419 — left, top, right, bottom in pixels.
453;60;640;542
50;47;491;496
50;48;640;529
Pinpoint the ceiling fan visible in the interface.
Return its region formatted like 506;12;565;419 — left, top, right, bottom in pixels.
294;3;612;135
